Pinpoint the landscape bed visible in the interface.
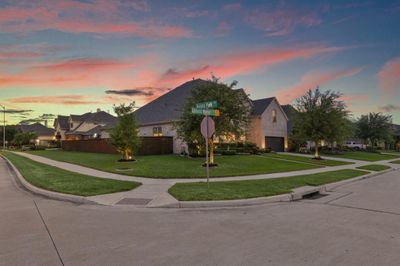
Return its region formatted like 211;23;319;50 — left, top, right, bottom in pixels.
168;169;369;201
2;152;140;196
25;150;323;178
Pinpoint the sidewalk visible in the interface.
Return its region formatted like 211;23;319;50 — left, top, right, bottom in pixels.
11;151;398;208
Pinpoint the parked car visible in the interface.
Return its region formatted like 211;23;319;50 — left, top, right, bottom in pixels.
343;140;366;150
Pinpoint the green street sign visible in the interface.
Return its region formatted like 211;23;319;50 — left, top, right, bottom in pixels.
191;108;220;117
195;100;218;109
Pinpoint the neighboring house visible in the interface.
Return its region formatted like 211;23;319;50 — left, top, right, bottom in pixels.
54;109;117;141
247;97;289;152
16;122;55;146
134;79;289;153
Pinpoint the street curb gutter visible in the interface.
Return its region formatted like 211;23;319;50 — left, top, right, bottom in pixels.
1;154;96;205
159;168;396;209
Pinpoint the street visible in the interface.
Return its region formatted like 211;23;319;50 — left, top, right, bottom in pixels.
1;157;400;266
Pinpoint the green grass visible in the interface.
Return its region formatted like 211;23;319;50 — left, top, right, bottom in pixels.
325;151;400;162
2;152;140;196
25;150;322;178
263;153;352;166
390;160;400;164
356;164;391;171
168;169;369;201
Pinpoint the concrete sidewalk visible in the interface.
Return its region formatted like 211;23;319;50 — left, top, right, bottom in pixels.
11;151;398;208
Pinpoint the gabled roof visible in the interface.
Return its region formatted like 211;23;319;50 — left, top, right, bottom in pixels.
67;111;117;134
54;115;69;129
134;79;212;126
17;122;55;136
251;97;275;116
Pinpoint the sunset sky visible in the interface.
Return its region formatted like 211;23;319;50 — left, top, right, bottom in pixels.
0;0;399;124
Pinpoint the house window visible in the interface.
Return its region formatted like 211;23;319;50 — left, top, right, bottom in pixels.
272;109;277;123
153;127;163;137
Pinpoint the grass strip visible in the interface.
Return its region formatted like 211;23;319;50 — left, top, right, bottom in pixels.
2;152;140;196
169;169;369;201
356;164;391;172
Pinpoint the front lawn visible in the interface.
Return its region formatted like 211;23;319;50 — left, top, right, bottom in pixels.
325;151;400;162
2;152;140;196
263;153;352;166
356;164;391;171
168;169;369;201
25;150;321;178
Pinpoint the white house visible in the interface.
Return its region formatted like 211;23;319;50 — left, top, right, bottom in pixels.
134;79;289;153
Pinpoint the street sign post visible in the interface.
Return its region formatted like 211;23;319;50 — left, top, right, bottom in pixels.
191;100;220;188
200;116;215;188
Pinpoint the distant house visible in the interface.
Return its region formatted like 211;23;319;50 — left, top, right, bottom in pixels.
54;109;117;141
134;79;289;153
16;122;55;146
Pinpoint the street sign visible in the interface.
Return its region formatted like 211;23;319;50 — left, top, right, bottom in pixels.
196;100;218;109
191;108;220;117
201;116;215;138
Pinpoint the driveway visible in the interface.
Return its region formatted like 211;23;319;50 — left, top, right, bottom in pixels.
1;157;400;265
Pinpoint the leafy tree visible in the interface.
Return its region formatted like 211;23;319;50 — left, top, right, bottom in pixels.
0;125;17;147
12;132;37;147
293;88;349;159
355;112;393;149
109;102;141;161
175;77;251;163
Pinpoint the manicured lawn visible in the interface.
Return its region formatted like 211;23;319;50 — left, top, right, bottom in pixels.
390;160;400;164
2;152;140;196
168;169;369;201
356;164;391;171
326;151;400;162
25;150;321;178
263;153;352;166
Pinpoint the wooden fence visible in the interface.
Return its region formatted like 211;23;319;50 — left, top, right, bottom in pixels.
61;137;173;155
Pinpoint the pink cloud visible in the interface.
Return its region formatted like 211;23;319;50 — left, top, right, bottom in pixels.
0;0;191;38
378;57;400;95
159;45;346;87
276;67;364;104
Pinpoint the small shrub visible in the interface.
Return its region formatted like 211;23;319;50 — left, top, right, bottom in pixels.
221;150;237;155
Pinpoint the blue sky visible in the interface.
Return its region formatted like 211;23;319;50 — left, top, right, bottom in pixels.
0;0;399;124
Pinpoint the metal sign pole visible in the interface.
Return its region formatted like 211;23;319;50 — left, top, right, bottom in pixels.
205;115;209;189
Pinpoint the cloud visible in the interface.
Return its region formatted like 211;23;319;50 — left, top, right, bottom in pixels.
7;95;99;105
215;21;231;37
105;89;154;96
379;104;400;112
3;109;33;114
377;57;400;95
276;67;364;104
223;3;241;12
0;0;191;38
159;45;346;86
245;8;321;36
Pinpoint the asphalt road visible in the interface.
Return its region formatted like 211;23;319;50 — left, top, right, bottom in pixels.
1;157;400;266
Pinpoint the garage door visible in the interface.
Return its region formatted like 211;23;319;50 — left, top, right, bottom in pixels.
265;136;284;152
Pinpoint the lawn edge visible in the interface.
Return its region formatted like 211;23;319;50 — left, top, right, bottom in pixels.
1;154;99;205
163;169;394;208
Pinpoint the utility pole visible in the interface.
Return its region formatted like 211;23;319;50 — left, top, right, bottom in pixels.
0;104;5;150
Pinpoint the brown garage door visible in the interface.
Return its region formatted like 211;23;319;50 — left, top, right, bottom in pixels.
265;136;284;152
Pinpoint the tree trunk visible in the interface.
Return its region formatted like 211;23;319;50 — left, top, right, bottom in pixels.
314;140;320;159
209;138;214;164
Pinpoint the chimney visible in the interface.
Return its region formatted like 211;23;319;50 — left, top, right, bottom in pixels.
97;108;101;112
44;120;48;127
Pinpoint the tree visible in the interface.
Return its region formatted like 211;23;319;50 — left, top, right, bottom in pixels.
0;125;17;147
293;88;349;159
109;102;141;161
12;132;37;147
355;112;393;149
175;77;251;163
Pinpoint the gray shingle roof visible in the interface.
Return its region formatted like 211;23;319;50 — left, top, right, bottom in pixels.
54;115;69;129
134;79;212;126
18;123;55;136
251;97;275;116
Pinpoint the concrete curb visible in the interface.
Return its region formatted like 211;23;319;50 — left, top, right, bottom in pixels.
159;168;396;209
1;154;97;205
